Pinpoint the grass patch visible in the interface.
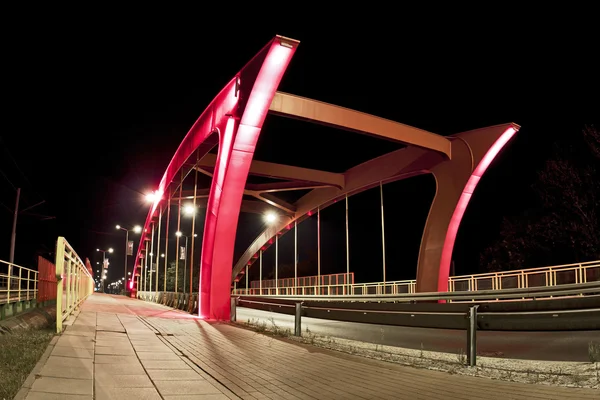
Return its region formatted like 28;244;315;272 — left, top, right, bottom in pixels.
0;328;55;400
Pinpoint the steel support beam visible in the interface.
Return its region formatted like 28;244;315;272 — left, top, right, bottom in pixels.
196;153;344;188
269;92;452;158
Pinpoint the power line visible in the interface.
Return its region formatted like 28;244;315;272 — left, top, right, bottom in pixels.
0;168;17;191
0;201;13;214
0;137;45;201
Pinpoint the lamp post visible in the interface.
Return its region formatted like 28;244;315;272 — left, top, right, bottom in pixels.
264;212;278;293
97;247;113;293
116;225;141;294
175;231;197;293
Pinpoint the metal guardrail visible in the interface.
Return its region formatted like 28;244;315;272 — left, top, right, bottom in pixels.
55;237;94;332
0;259;38;319
232;260;600;296
236;281;600;303
232;285;600;367
0;259;38;304
137;290;199;314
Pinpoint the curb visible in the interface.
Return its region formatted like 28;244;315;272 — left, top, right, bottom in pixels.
0;306;56;334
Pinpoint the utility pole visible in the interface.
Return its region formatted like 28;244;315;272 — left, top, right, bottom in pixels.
9;188;20;264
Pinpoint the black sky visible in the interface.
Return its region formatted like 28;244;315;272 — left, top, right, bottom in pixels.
1;14;597;286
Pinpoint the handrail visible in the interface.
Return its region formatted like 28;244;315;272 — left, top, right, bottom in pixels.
234;281;600;303
233;259;600;296
451;259;600;278
232;290;600;366
55;237;94;332
0;260;38;319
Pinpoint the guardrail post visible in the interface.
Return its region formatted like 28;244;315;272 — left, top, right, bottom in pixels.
230;297;237;322
294;302;302;336
467;305;478;367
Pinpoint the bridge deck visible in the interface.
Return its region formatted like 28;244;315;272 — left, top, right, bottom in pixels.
18;294;597;400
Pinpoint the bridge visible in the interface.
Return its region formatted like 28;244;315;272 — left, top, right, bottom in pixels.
3;35;600;399
128;35;525;321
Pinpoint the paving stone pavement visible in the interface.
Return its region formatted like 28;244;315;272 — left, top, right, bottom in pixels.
19;294;600;399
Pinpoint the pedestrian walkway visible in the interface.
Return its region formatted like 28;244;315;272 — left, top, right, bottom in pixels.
16;294;599;399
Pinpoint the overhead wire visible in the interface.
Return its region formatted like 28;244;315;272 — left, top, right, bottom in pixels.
0;168;17;191
0;136;44;200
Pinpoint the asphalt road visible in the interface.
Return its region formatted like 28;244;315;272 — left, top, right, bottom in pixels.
237;307;599;362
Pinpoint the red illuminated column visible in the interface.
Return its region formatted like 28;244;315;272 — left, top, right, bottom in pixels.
199;117;239;317
199;38;298;320
416;125;519;293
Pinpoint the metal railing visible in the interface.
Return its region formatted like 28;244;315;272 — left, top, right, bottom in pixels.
0;259;38;304
137;290;199;314
448;260;600;291
232;260;600;296
55;237;94;332
232;284;600;367
239;281;600;303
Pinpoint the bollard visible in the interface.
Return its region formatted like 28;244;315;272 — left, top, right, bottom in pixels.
294;302;302;336
230;297;237;322
467;305;479;367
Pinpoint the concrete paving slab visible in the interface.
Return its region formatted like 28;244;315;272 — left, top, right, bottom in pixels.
95;354;143;364
95;387;162;400
39;356;93;380
141;359;192;370
94;363;146;376
133;344;172;352
136;351;182;360
94;373;154;388
95;346;136;355
162;395;231;400
154;380;224;396
51;345;94;358
29;376;92;396
55;335;95;349
146;369;207;381
25;392;92;400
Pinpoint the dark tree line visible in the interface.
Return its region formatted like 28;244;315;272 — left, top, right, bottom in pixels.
480;125;599;271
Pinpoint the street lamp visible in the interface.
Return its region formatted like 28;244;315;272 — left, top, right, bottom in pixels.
264;212;278;224
183;204;196;216
97;248;113;293
116;224;141;294
175;231;197;293
145;190;163;203
145;192;157;202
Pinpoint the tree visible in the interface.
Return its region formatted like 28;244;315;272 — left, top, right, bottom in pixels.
480;125;600;271
165;260;187;292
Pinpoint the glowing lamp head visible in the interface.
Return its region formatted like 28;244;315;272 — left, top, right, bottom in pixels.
264;212;278;224
175;231;182;237
115;225;121;230
108;248;114;253
96;248;100;252
133;225;142;234
183;204;195;216
145;192;157;202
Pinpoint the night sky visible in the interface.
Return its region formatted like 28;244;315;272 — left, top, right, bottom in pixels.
1;18;596;287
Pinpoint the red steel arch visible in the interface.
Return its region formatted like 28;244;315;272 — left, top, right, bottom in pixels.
132;36;299;320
